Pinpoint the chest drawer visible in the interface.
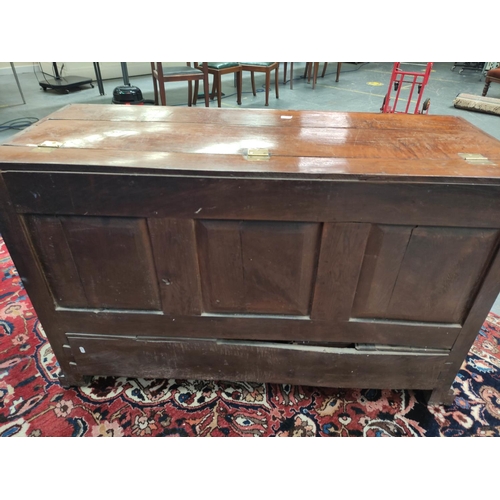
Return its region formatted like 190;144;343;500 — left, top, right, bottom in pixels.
66;333;448;390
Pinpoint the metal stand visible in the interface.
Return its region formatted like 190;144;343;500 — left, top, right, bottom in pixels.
92;63;145;97
93;63;105;95
451;62;485;75
9;63;25;105
39;63;94;93
121;62;130;86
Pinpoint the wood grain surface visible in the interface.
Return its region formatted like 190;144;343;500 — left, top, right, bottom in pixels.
2;104;500;183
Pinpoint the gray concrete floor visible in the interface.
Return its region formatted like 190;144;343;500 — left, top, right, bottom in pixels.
1;62;500;314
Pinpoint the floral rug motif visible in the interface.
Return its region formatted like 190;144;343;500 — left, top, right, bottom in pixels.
1;234;500;437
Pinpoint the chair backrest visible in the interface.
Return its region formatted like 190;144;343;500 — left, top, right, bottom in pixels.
150;62;209;107
151;62;207;80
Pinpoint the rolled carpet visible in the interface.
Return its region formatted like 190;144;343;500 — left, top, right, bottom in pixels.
453;93;500;116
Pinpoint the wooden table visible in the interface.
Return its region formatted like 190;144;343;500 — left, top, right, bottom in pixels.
2;104;500;405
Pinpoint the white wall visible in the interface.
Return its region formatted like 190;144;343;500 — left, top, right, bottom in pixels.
0;62;183;79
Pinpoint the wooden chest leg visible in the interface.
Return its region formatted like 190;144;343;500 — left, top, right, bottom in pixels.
426;386;456;407
58;369;89;388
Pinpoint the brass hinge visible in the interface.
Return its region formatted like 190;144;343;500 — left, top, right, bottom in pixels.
38;141;62;148
245;148;270;161
458;153;494;165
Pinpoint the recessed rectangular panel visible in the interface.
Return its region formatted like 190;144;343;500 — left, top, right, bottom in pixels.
196;220;320;315
60;216;161;311
353;225;499;324
387;227;499;323
25;215;88;308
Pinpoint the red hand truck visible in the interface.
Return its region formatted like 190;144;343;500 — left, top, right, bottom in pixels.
381;62;433;114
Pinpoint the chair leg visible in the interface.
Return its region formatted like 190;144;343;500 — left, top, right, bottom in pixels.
307;63;312;83
304;63;309;80
312;62;319;89
152;75;159;105
237;70;242;105
290;62;294;90
217;73;222;107
336;62;342;82
203;66;210;107
194;80;199;103
482;79;491;97
188;81;193;107
251;71;256;96
283;62;288;84
210;75;217;101
265;70;270;106
322;63;328;78
151;63;159;105
159;80;167;106
275;67;279;99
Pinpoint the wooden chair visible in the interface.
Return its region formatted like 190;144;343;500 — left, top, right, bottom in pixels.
194;62;242;108
482;67;500;97
304;62;342;88
240;62;279;106
150;62;209;106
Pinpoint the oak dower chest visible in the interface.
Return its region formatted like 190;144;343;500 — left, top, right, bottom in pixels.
2;104;500;406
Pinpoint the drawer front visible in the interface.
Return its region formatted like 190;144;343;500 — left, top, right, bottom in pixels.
67;334;448;390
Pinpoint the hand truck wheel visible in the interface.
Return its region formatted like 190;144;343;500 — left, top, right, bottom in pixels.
381;95;386;112
422;98;431;113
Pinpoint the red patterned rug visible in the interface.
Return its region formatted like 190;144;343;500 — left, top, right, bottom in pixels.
1;234;500;437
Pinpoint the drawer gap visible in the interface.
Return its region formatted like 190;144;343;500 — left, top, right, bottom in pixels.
355;343;450;354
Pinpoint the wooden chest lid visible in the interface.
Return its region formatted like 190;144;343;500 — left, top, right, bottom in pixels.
1;104;500;183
